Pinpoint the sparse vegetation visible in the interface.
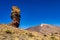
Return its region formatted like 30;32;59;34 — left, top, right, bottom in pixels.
55;32;58;34
50;36;58;40
28;33;35;37
0;24;60;40
5;30;12;34
44;34;47;37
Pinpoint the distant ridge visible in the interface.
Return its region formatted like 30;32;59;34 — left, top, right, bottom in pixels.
27;24;60;35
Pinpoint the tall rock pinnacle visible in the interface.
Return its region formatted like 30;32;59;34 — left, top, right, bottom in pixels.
10;6;20;28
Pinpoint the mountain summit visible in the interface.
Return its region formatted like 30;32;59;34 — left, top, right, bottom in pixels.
27;24;60;35
40;24;51;27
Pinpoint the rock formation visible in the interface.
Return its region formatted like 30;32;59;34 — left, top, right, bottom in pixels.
9;6;20;28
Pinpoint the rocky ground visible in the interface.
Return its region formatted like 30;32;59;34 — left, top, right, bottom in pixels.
0;24;60;40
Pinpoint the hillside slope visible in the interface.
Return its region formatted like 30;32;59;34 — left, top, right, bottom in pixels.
0;24;60;40
27;24;60;35
0;24;43;40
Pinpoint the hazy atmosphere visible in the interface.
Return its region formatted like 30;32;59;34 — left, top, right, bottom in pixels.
0;0;60;29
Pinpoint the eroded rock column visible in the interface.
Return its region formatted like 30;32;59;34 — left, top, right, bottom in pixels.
10;6;20;28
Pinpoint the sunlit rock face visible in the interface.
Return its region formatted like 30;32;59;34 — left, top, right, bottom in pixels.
9;6;20;28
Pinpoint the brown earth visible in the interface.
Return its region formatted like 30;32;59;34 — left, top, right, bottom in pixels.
27;24;60;35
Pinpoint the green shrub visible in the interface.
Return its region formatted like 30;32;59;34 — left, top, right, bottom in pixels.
28;33;35;37
50;36;57;40
44;34;47;37
5;30;12;34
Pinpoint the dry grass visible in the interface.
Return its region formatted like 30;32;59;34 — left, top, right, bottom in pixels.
0;24;60;40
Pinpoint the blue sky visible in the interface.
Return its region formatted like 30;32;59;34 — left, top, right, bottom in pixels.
0;0;60;29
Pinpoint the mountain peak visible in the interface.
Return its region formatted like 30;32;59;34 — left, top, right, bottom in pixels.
40;24;50;27
27;24;60;36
